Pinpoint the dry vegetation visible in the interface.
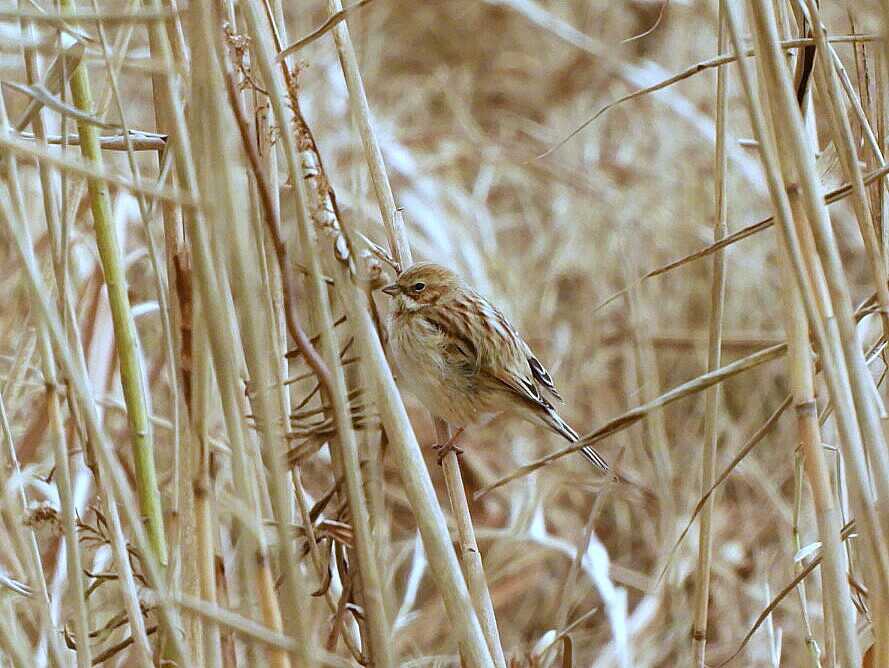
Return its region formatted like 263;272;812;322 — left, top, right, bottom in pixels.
0;0;887;666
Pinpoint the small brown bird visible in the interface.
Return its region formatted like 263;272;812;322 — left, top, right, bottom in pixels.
382;262;609;472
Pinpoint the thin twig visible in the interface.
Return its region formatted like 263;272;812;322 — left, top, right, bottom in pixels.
276;0;375;60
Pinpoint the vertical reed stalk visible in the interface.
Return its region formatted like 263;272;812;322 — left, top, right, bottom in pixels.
300;258;395;667
191;328;222;668
136;0;307;661
0;192;192;666
187;3;309;665
436;419;508;668
325;0;411;268
240;5;395;664
724;1;863;663
239;4;492;666
35;328;92;668
0;389;65;668
58;0;168;566
691;3;729;663
780;232;852;667
140;0;190;602
319;12;415;628
0;611;31;668
243;4;494;664
746;1;889;602
789;450;822;667
801;0;889;338
0;92;79;668
323;7;505;663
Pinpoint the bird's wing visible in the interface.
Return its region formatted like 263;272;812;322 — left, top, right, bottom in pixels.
517;338;563;401
442;290;564;407
492;361;546;409
480;308;553;410
493;306;564;402
485;348;583;444
448;297;595;448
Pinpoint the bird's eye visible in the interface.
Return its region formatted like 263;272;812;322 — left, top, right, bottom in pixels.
412;282;426;293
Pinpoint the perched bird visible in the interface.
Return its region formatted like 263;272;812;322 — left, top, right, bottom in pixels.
382;262;609;472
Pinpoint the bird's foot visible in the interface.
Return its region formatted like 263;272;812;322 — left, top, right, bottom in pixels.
432;426;465;466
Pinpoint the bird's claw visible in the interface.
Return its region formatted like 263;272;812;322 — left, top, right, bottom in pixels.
432;427;465;465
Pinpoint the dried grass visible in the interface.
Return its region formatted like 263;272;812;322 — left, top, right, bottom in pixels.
0;0;886;666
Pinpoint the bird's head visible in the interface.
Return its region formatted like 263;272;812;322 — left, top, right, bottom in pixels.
381;262;462;312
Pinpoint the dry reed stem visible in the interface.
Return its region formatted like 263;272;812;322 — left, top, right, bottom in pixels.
724;0;865;663
476;343;787;497
0;373;64;665
222;41;365;658
0;612;32;668
747;0;889;614
286;167;395;666
17;131;167;150
802;0;889;341
690;4;729;664
0;6;174;24
326;5;508;660
776;7;859;665
35;328;92;668
436;418;507;668
242;2;494;664
0;82;82;667
326;0;410;269
188;5;307;665
143;0;311;658
0;172;191;666
322;3;507;663
0;130;193;205
245;3;395;663
137;4;197;650
190;337;223;668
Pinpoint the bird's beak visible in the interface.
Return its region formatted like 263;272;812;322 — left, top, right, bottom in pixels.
381;283;400;296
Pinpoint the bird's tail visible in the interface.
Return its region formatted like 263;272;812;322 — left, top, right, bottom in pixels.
536;403;657;504
536;401;610;474
578;444;610;474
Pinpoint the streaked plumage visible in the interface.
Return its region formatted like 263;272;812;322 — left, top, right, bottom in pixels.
383;262;609;473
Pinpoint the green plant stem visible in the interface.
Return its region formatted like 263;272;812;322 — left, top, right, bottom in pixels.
60;0;167;565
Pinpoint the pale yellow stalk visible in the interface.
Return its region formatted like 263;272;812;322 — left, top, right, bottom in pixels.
691;4;729;663
723;1;865;663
